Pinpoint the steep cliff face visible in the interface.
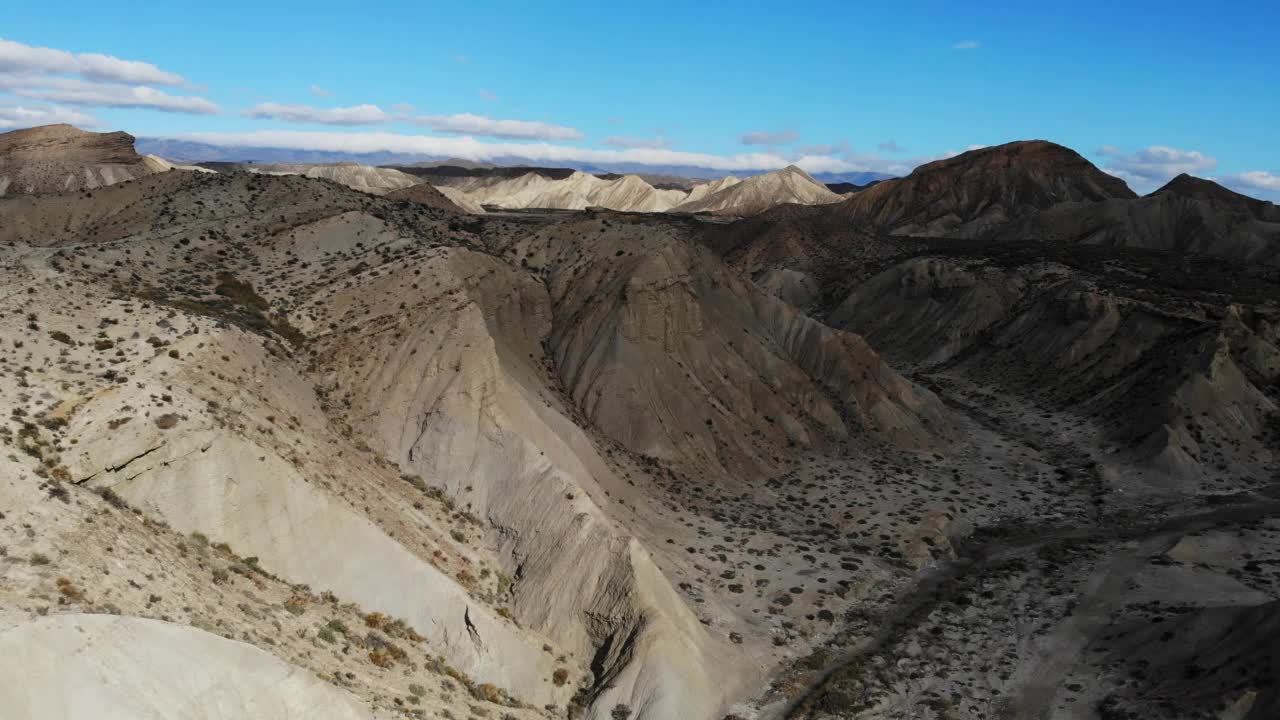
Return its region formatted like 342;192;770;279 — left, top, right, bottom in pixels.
0;124;168;195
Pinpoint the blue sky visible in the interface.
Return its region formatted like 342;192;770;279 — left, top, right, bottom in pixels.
3;1;1278;197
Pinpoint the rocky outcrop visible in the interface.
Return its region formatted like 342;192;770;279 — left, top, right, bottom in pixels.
0;124;169;195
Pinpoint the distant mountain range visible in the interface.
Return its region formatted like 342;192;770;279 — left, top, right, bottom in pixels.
134;137;896;185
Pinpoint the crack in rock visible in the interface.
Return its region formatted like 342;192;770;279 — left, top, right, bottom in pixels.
73;444;165;485
463;606;484;652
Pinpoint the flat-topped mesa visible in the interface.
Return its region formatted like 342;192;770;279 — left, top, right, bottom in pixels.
0;123;138;162
0;123;168;195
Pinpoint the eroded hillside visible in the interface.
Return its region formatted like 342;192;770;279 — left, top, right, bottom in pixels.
2;130;1278;720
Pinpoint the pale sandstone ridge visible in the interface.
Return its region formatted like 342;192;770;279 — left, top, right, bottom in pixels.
449;170;688;212
302;163;423;195
444;168;840;216
671;165;843;216
433;184;487;213
0;124;170;195
681;174;741;204
0;614;374;720
237;161;424;196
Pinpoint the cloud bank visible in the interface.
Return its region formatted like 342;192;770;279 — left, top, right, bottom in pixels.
1097;144;1217;189
0;38;185;85
408;112;583;140
0;38;218;115
1218;170;1280;199
0;102;97;129
173;129;901;174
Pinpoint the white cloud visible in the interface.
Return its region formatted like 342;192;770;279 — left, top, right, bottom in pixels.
309;84;334;98
391;102;416;114
603;135;674;150
0;102;97;129
0;38;186;85
0;40;214;117
1218;171;1280;196
243;102;390;125
408;113;583;140
953;40;981;50
1097;145;1217;189
478;89;498;102
741;129;799;146
0;73;219;114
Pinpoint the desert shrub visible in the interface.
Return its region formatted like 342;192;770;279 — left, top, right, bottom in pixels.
56;578;86;603
369;649;395;668
96;486;130;510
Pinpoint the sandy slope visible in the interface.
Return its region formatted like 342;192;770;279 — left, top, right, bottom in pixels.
0;614;374;720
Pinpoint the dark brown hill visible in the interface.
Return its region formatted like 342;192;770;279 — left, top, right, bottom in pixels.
834;140;1137;237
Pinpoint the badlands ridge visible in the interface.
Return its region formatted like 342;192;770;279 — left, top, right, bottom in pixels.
1;124;1278;720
